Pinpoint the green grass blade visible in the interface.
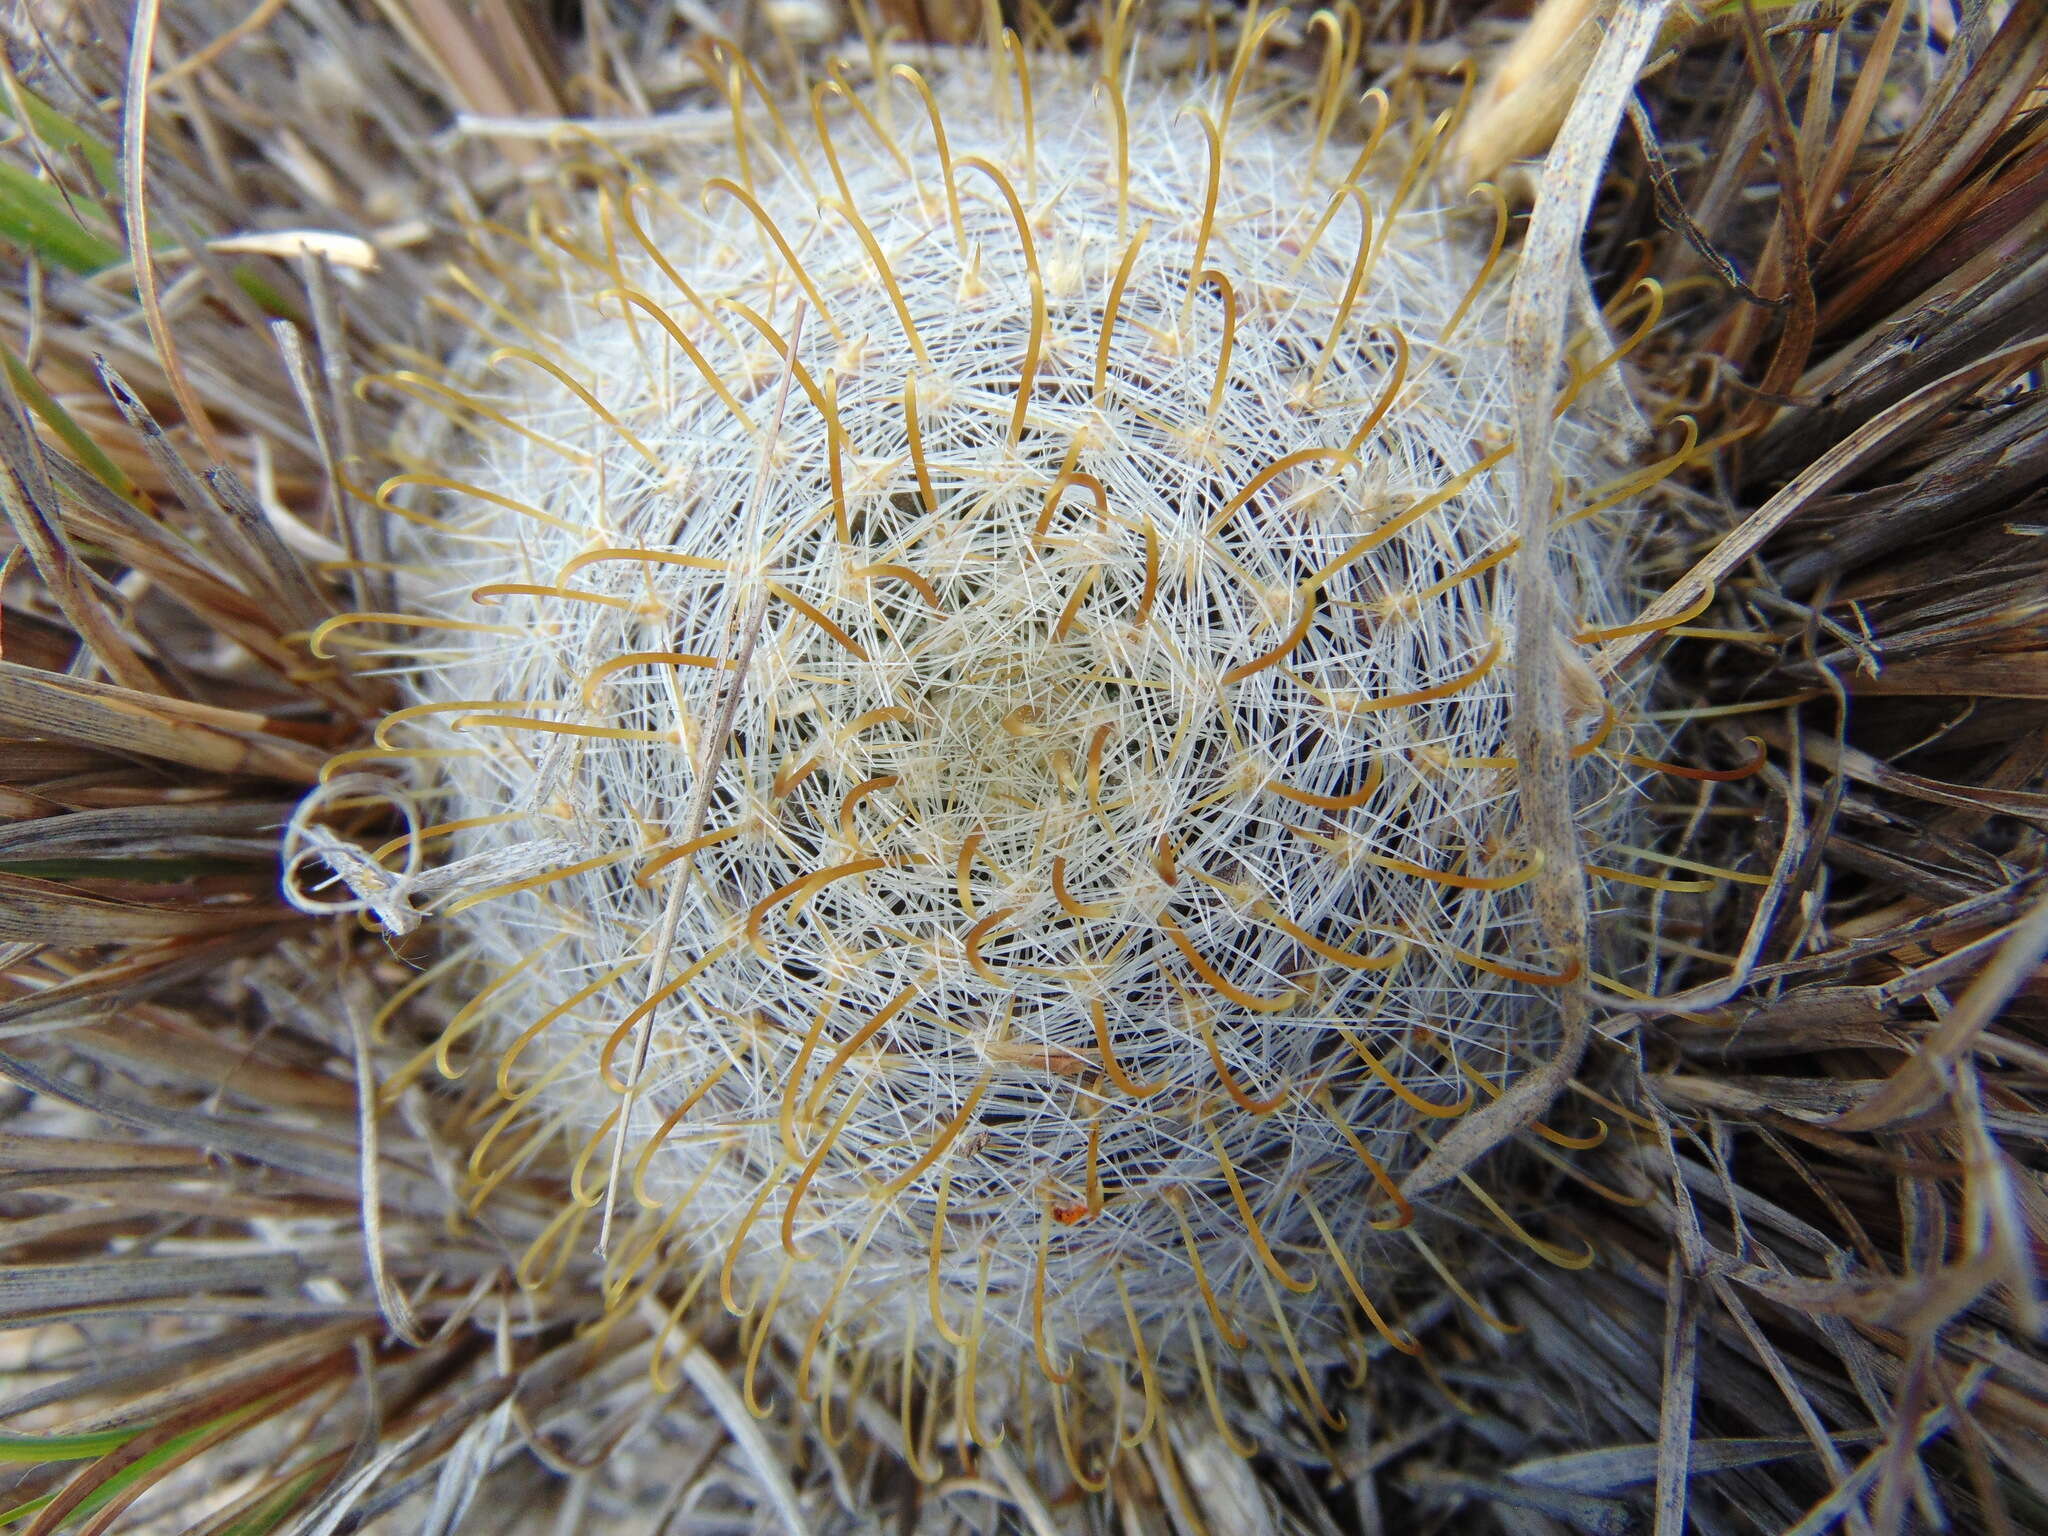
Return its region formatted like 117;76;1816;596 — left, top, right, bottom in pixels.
0;342;144;504
0;1398;274;1529
0;80;118;196
210;1468;324;1536
0;1429;139;1465
0;161;121;274
0;136;296;318
0;1493;51;1526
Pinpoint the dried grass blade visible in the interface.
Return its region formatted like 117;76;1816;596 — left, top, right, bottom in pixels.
0;1131;199;1171
1842;654;2048;701
92;357;308;622
0;1047;447;1218
204;463;335;634
0;799;295;858
37;1321;364;1436
120;0;224;467
1808;0;1910;225
472;0;562;116
1735;0;1817;411
1598;334;2048;679
1405;1465;1632;1534
0;660;325;781
1825;4;2048;272
1405;0;1671;1203
0;1326;256;1420
1829;888;2048;1133
368;0;525;121
1761;725;2048;827
0;1253;312;1319
0;928;288;1031
65;1020;355;1111
1777;391;2048;590
0;373;154;692
283;1384;509;1536
301;258;381;612
341;981;425;1346
982;1441;1065;1536
146;0;290;94
1509;1434;1879;1494
1654;1253;1700;1535
671;1331;811;1536
416;1397;509;1536
1780;1364;1992;1536
271;316;364;612
1706;1274;1872;1536
0;872;283;944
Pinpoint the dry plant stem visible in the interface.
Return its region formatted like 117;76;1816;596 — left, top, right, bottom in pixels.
146;0;290;92
665;1317;813;1536
345;972;428;1346
1404;0;1671;1202
273;314;363;610
1624;95;1784;311
596;303;805;1256
0;1041;448;1219
1654;1243;1702;1536
1733;0;1816;418
121;0;225;469
1806;0;1910;229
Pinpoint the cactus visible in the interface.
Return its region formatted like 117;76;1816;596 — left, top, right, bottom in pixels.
288;33;1695;1474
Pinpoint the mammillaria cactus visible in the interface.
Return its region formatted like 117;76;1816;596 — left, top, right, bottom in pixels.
288;27;1684;1471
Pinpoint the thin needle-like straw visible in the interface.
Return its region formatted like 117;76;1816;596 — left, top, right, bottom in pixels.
1403;0;1673;1203
122;0;225;468
596;304;808;1253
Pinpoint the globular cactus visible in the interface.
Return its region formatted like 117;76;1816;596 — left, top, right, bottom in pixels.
291;21;1693;1473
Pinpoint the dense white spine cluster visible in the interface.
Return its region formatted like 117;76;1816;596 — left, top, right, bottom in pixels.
297;48;1663;1453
